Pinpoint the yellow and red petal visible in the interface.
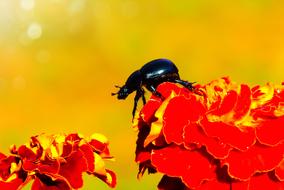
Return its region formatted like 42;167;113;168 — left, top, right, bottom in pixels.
201;119;256;151
140;98;162;123
256;116;284;146
151;145;215;189
94;169;116;188
223;143;284;180
184;123;232;159
143;92;174;147
0;156;19;180
163;96;205;144
88;133;110;156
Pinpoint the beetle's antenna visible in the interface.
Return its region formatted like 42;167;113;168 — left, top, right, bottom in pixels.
112;85;121;96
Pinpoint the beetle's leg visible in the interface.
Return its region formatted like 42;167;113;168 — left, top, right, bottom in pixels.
174;79;205;96
140;88;146;105
133;90;142;119
174;79;196;91
148;85;164;100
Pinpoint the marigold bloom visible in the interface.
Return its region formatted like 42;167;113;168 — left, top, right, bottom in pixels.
0;133;116;190
135;77;284;190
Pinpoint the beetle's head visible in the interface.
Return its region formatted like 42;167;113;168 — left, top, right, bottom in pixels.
111;85;130;99
112;70;142;100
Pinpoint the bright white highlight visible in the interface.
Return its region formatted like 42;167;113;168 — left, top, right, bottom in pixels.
20;0;35;11
27;22;42;39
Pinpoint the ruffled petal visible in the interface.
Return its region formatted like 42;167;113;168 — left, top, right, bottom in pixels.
256;116;284;146
184;123;232;159
248;173;284;190
275;159;284;181
201;119;256;151
223;143;284;180
151;145;215;189
32;173;71;190
163;96;205;144
58;151;88;189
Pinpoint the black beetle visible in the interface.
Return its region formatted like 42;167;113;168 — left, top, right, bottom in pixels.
112;58;196;118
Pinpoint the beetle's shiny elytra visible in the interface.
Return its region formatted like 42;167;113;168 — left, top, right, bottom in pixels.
112;58;195;118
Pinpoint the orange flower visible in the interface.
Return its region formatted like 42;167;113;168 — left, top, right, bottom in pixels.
0;133;116;190
135;77;284;190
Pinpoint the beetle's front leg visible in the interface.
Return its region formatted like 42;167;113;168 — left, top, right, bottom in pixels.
132;90;142;119
148;85;165;100
139;88;146;105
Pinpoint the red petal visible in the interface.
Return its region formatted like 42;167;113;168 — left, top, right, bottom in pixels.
256;116;284;146
17;145;39;160
94;169;116;188
0;153;6;160
211;90;238;116
156;82;186;99
32;174;71;190
0;178;26;190
201;119;256;151
79;144;95;172
59;151;88;189
135;152;151;163
88;138;109;156
163;96;205;144
65;134;82;142
233;84;251;120
223;143;284;180
140;99;162;123
38;158;60;174
157;175;188;190
275;159;284;181
0;156;18;180
151;145;215;189
248;173;284;190
198;179;249;190
184;123;232;159
61;144;73;158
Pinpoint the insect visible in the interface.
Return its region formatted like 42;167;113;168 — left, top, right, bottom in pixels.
112;58;196;118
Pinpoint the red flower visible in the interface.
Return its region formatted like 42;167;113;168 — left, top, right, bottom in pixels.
135;77;284;190
0;133;116;190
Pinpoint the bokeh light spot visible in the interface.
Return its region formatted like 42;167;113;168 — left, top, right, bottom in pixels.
20;0;34;11
27;22;42;40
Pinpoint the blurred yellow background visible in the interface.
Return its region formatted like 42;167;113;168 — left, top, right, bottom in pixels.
1;0;284;189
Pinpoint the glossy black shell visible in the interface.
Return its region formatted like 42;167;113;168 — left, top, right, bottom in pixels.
140;58;180;90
